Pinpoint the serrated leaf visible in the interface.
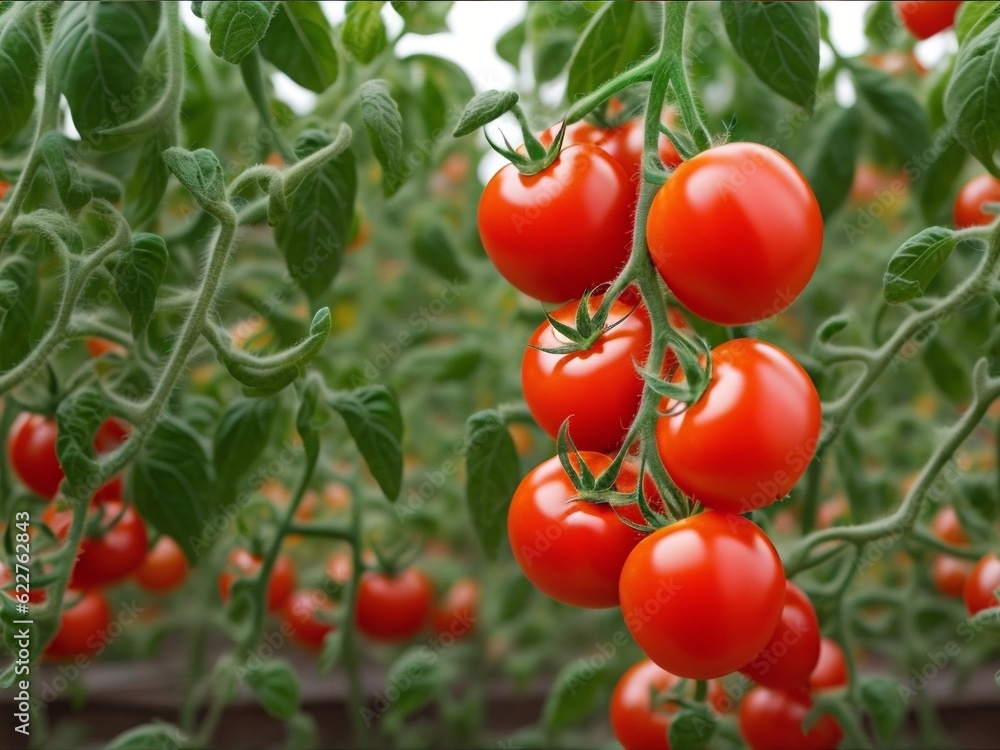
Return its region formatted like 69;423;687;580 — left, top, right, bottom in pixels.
55;389;111;497
0;254;38;371
861;677;906;739
360;80;405;196
793;103;861;218
113;233;168;339
343;1;387;64
246;659;300;720
542;659;611;731
202;1;276;64
162;147;226;207
331;386;403;501
0;2;42;145
453;89;518;137
464;410;519;559
413;220;467;281
851;62;932;164
259;1;337;93
722;1;820;110
213;398;279;505
956;1;1000;44
668;705;716;750
391;1;452;35
883;227;956;304
496;20;526;68
917;135;967;224
106;723;188;750
566;2;655;103
945;15;1000;177
125;128;173;227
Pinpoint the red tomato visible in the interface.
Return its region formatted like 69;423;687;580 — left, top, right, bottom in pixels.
283;589;336;649
656;339;821;514
0;182;8;201
429;577;480;639
218;549;297;612
932;554;973;599
85;337;126;358
619;511;785;679
964;552;1000;615
809;637;848;691
953;174;1000;228
134;536;188;593
44;501;148;589
739;686;843;750
849;163;909;205
610;658;678;750
708;679;739;714
508;452;646;608
646;142;822;325
355;567;432;642
894;1;962;39
93;474;124;504
930;506;969;546
739;582;821;689
522;293;652;452
44;589;110;660
477;144;633;302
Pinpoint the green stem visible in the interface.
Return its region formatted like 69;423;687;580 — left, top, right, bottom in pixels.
564;58;658;125
662;1;712;153
287;521;353;541
342;474;371;746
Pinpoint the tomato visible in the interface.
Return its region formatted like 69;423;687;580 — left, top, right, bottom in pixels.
953;173;1000;228
430;577;480;639
44;589;110;660
739;582;821;689
619;511;785;679
508;452;646;608
809;637;848;691
646;142;822;325
708;679;739;714
739;686;843;750
656;339;821;514
894;1;962;39
93;417;129;453
932;554;973;599
355;567;432;642
964;552;1000;615
44;501;148;589
477;144;633;302
522;293;652;453
85;337;126;358
931;505;969;546
283;589;336;649
849;163;909;206
347;218;371;253
218;549;297;612
610;658;678;750
0;182;8;201
134;536;188;593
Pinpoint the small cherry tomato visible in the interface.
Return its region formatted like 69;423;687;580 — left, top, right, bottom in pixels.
44;501;148;589
953;174;1000;228
85;337;126;358
430;577;480;639
809;637;848;691
739;686;843;750
45;589;110;660
283;589;336;649
932;554;973;599
610;658;678;750
218;549;297;612
355;567;432;642
134;536;188;593
739;582;821;690
964;552;1000;615
894;1;962;39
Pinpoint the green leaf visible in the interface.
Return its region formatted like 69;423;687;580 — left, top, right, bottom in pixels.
50;2;160;150
390;2;452;35
496;21;526;68
464;410;520;560
955;1;1000;44
202;1;276;64
55;389;111;498
883;227;957;304
383;648;444;718
916;136;967;224
38;132;92;214
453;89;519;137
213;398;279;505
964;478;999;523
0;2;42;145
0;255;38;371
130;417;216;564
668;705;717;750
861;677;907;739
542;659;611;731
413;220;468;281
112;233;168;340
527;2;592;84
259;1;338;93
863;0;906;49
850;62;932;164
793;103;861;219
359;80;406;196
722;1;820;110
922;338;972;404
124;129;173;227
331;386;403;501
565;2;655;103
162;147;226;207
394;344;481;384
246;659;300;720
343;1;387;64
105;723;188;750
317;629;343;674
945;15;1000;176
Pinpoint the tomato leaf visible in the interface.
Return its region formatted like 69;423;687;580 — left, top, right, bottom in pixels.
105;723;188;750
542;658;612;732
453;89;519;138
162;147;226;207
860;677;906;740
393;343;481;385
0;254;38;371
202;1;276;64
317;629;343;674
668;705;716;750
955;1;1000;44
464;410;520;560
213;398;279;506
565;2;654;103
916;135;967;224
792;103;861;219
245;659;300;720
331;386;403;501
883;227;957;305
496;20;526;69
124;128;173;228
413;220;468;281
850;62;932;164
38;133;92;215
390;2;452;35
112;233;168;340
863;1;906;49
945;14;1000;177
359;80;406;196
343;1;387;64
0;2;42;146
55;388;111;498
722;1;820;111
258;1;337;93
383;648;445;719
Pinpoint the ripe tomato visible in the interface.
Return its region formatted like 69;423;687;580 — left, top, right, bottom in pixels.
894;1;962;39
849;163;908;206
355;567;432;642
218;549;297;612
656;339;821;514
85;337;126;358
739;686;843;750
953;174;1000;228
708;679;739;714
283;589;336;649
809;637;848;691
508;452;646;608
522;293;652;453
932;554;973;599
0;182;8;201
477;144;633;302
430;577;480;639
44;501;148;589
646;142;822;325
45;589;110;660
610;658;678;750
134;536;188;593
739;582;821;689
619;511;785;679
964;552;1000;615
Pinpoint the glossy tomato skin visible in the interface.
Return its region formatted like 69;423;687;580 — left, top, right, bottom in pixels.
283;589;335;649
619;511;785;679
541;119;682;184
894;1;962;39
610;658;678;750
218;550;297;612
932;554;973;598
809;637;848;691
522;294;652;453
647;142;822;325
930;505;969;546
134;536;188;593
355;567;432;642
953;174;1000;228
8;413;63;499
964;552;1000;615
429;577;480;639
45;590;110;660
656;339;821;514
44;501;148;589
739;581;821;689
739;686;843;750
478;144;633;302
508;452;646;608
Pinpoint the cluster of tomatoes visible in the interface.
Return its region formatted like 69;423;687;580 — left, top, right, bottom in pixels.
929;506;1000;620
